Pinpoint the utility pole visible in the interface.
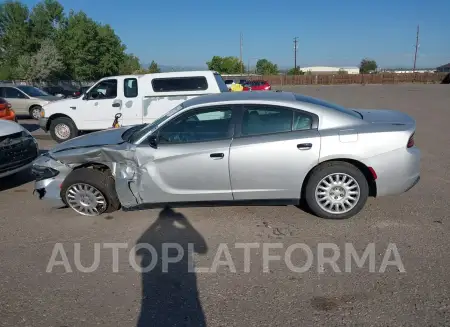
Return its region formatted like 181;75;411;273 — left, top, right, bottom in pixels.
293;37;299;74
413;25;419;72
240;32;243;75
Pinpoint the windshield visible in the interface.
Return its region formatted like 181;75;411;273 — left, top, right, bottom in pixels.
127;104;185;143
16;86;49;97
294;94;362;119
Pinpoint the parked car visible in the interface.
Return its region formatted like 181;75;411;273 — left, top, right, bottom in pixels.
0;98;17;122
0;119;39;179
33;91;420;219
224;79;235;90
39;71;229;143
0;84;60;120
42;85;78;98
72;85;92;98
243;80;271;91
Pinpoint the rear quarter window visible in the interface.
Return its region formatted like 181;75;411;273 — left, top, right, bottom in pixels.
294;94;361;119
151;76;208;92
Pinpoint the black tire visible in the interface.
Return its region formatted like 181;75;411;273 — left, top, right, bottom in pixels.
49;117;79;143
29;105;42;120
304;161;369;219
60;168;121;216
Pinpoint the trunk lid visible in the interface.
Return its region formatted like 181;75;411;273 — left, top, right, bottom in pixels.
353;109;415;125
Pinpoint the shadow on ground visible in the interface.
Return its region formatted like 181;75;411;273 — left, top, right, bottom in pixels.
0;150;48;192
136;207;208;327
20;123;40;133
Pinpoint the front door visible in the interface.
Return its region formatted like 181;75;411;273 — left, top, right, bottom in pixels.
135;105;235;204
84;78;122;130
229;105;321;200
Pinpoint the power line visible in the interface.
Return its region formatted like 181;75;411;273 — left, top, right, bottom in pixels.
413;25;419;72
293;37;298;74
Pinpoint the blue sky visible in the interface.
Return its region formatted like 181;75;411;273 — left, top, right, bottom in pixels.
23;0;450;68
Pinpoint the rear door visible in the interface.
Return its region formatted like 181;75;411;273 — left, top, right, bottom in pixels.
229;104;321;200
120;77;142;126
142;76;211;124
0;87;29;114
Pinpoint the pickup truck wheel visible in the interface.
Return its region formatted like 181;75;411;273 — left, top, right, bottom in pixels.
50;117;78;143
61;168;121;216
29;105;42;120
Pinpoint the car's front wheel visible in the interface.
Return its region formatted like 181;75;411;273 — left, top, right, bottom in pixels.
49;117;78;143
305;162;369;219
29;105;42;120
61;168;121;216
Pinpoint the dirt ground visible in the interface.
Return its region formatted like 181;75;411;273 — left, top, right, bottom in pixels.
0;84;449;327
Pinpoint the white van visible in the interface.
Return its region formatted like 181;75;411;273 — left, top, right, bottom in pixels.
39;71;229;143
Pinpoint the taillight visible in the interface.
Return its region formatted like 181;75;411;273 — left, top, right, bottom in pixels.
407;133;415;148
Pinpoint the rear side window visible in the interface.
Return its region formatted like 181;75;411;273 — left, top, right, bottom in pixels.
151;77;208;92
124;78;138;98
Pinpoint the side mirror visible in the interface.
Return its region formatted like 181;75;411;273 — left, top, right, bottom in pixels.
148;135;158;149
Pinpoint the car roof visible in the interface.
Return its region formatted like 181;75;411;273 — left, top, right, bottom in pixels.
182;91;296;107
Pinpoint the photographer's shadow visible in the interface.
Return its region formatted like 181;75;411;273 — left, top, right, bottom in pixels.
136;207;208;327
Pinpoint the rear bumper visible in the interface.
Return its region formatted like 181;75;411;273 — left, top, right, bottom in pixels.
39;117;49;132
365;147;421;197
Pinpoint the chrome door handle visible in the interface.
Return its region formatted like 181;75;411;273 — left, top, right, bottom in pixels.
297;143;312;150
70;106;76;110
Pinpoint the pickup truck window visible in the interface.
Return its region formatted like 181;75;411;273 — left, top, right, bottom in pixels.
87;79;117;100
151;76;208;92
124;78;138;98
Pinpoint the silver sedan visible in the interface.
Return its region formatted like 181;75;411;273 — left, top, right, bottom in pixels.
32;91;420;219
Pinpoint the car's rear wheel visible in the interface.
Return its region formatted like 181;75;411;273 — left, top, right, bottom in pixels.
49;117;78;143
29;105;42;120
305;162;369;219
61;168;120;216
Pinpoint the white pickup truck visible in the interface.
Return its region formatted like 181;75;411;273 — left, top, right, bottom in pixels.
39;71;229;142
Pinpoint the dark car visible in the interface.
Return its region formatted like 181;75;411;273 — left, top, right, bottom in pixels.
42;86;77;98
72;85;92;98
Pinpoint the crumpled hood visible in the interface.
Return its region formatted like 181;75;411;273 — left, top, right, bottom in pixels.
50;127;130;154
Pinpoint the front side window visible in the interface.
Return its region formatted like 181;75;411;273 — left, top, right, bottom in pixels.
152;76;208;92
124;78;138;98
87;79;117;100
241;106;294;136
158;107;232;144
4;87;28;99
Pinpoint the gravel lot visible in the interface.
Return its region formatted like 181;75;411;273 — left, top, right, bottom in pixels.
1;84;449;327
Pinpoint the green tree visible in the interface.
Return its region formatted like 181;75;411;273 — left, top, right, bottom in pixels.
119;54;141;74
359;58;377;74
337;68;348;75
15;38;64;80
57;10;125;80
255;59;279;75
206;56;244;74
287;67;304;75
0;1;31;79
147;60;161;73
